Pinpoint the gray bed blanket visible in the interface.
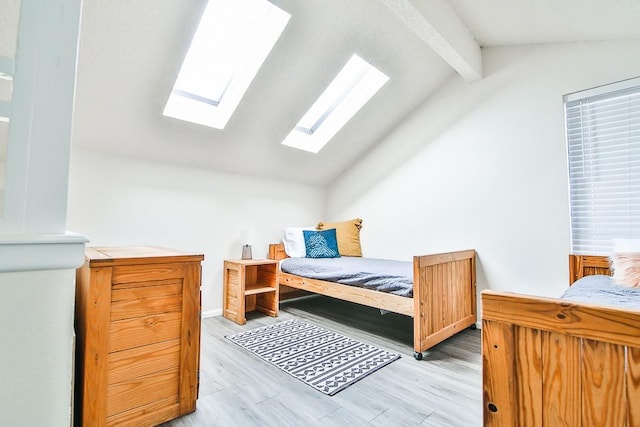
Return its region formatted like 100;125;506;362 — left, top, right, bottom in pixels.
280;256;413;298
560;274;640;309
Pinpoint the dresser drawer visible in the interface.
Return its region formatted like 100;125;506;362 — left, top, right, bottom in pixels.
106;366;180;418
107;340;181;420
110;280;183;321
109;311;182;353
106;399;180;427
108;339;181;384
112;263;187;284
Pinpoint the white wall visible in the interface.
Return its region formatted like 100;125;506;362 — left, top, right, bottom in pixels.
67;148;324;314
0;269;76;426
327;41;640;311
67;41;640;318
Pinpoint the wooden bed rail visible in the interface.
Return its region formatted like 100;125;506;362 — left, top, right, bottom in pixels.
482;290;640;426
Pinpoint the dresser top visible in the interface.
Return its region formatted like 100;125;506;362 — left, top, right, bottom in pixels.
85;246;204;267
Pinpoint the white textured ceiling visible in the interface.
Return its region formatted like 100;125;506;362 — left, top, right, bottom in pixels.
448;0;640;46
6;0;640;185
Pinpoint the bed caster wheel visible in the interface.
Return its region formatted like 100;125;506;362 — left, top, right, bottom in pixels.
413;351;423;360
469;324;477;330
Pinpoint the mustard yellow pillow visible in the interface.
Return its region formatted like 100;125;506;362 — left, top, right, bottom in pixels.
316;218;363;257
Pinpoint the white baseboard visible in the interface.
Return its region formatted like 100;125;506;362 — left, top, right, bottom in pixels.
201;309;222;318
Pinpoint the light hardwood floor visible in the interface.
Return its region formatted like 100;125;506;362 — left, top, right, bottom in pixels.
161;296;482;427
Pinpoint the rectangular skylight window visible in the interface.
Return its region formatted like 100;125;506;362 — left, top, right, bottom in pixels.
163;0;290;129
282;54;389;153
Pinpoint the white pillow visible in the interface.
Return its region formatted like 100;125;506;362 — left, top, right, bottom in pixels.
611;239;640;288
613;238;640;253
282;227;314;258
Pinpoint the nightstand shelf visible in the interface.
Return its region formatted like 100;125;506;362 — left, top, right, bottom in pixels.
245;283;277;295
223;259;279;325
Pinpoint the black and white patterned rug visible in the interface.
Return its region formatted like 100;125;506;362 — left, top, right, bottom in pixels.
225;318;400;396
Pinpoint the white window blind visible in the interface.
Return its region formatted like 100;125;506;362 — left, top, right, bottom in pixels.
566;77;640;254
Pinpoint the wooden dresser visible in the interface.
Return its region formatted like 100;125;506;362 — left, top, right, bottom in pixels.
74;246;204;426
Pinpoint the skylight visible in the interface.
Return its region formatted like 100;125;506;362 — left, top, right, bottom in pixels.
163;0;290;129
282;54;389;153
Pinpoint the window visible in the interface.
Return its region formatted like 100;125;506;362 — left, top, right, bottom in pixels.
282;54;389;153
163;0;290;129
566;77;640;254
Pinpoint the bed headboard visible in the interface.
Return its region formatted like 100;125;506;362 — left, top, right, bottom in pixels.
268;243;288;261
569;254;611;285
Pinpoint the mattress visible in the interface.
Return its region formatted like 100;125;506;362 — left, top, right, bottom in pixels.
560;274;640;309
280;256;413;297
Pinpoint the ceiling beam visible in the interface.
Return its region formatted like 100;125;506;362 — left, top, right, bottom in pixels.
379;0;482;81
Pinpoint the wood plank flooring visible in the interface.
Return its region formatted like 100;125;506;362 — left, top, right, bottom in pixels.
161;295;482;427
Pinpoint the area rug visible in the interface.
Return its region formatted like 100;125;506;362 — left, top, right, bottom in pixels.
225;318;400;395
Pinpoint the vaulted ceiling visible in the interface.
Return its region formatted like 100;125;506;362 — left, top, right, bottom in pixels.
65;0;640;185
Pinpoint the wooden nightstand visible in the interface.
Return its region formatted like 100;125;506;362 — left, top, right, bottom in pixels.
223;259;279;325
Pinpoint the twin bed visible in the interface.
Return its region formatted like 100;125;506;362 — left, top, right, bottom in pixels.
267;243;477;359
483;254;640;426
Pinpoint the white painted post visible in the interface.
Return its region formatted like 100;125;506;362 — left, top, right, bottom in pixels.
3;0;83;234
0;1;87;426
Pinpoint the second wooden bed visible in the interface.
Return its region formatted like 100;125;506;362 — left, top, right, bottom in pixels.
483;254;640;426
268;243;477;359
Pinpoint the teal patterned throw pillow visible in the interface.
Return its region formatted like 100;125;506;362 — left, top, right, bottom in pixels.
303;229;340;258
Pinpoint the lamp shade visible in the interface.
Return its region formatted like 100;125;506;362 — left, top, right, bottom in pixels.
240;229;253;244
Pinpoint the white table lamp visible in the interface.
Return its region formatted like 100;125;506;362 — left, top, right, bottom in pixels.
240;229;253;260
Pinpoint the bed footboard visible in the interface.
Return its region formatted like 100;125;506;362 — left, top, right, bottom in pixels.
482;290;640;426
569;254;612;284
413;250;477;357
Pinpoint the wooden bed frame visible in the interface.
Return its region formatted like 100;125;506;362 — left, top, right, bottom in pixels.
268;243;477;359
483;254;640;426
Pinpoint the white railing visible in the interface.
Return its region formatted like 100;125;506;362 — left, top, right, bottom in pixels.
0;0;87;271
